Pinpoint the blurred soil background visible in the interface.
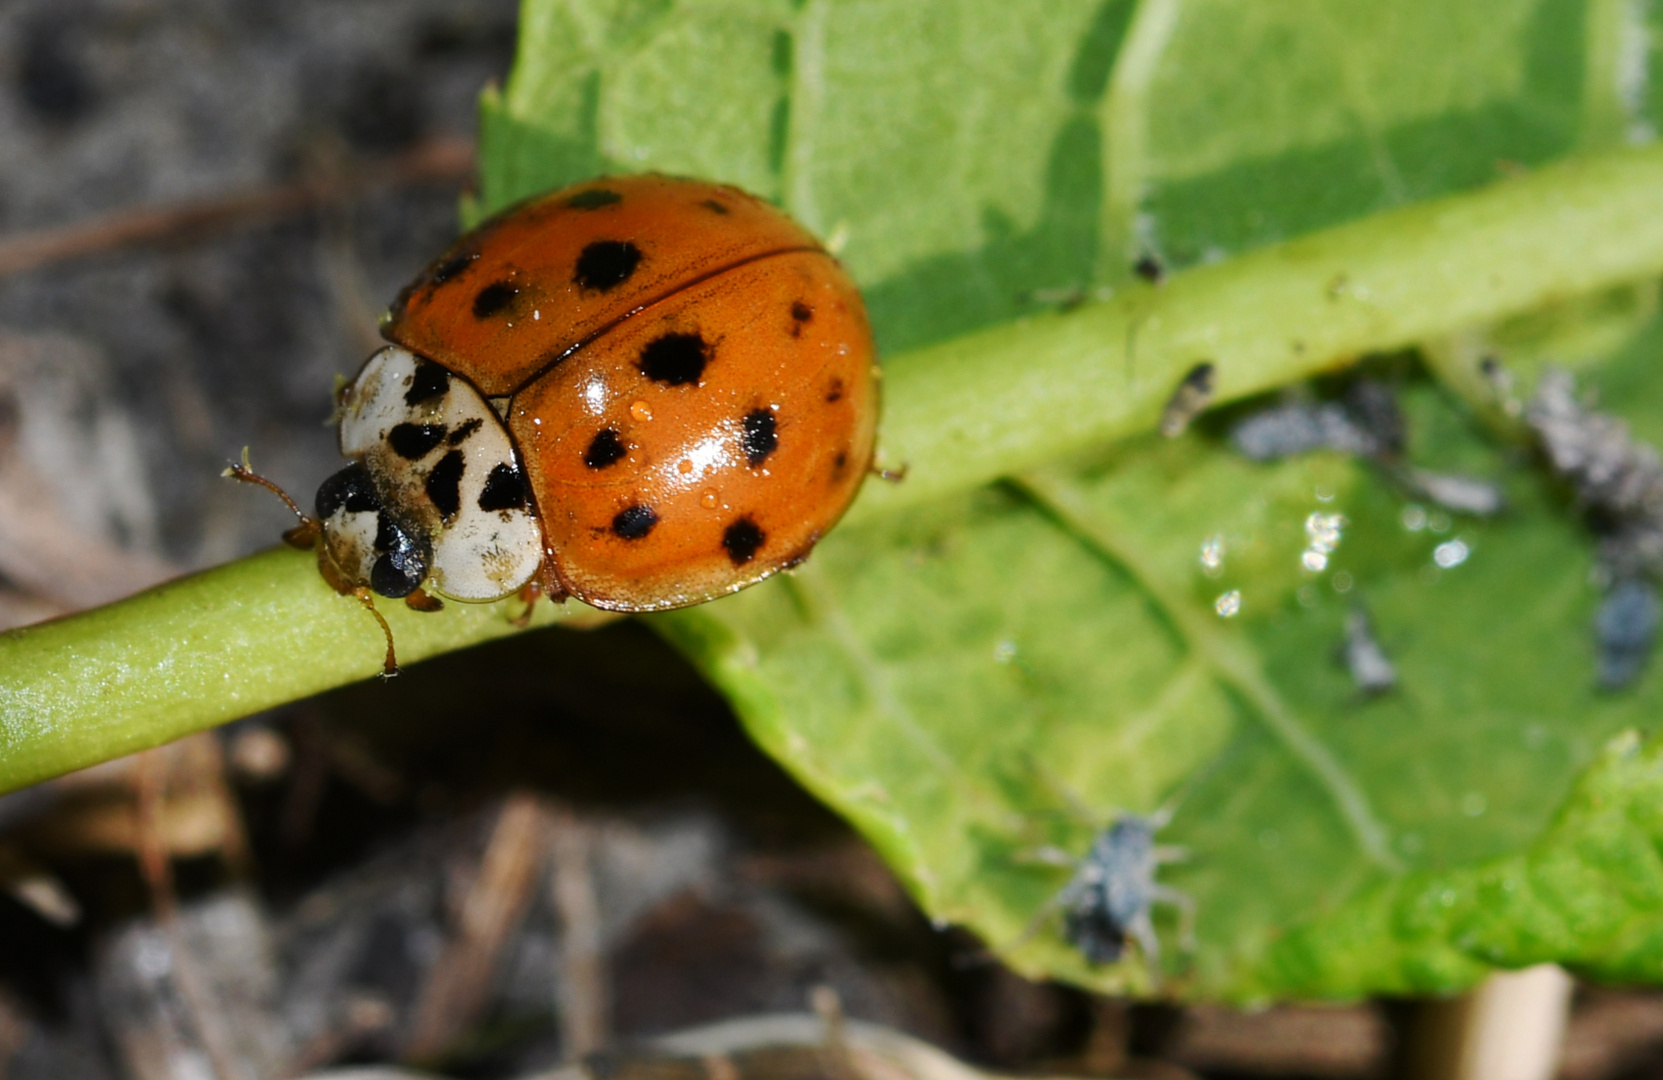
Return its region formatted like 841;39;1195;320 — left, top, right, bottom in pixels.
0;2;1661;1078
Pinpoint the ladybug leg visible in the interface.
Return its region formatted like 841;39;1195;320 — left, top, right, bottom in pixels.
404;588;444;613
311;542;402;677
509;581;541;629
281;521;320;550
510;563;568;628
870;462;908;483
350;588;399;678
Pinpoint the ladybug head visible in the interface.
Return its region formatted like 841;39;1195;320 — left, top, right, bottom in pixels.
314;463;431;599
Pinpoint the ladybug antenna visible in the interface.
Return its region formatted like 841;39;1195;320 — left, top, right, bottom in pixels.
224;448;311;524
225;448;322;549
351;589;400;678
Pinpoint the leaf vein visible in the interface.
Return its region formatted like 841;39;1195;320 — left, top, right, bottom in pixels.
1015;471;1404;873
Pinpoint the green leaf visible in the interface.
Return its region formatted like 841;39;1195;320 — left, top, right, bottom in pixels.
6;0;1663;1005
659;355;1663;999
483;0;1663;1000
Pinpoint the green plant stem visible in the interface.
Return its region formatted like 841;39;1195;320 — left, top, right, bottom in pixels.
0;548;587;791
856;143;1663;519
3;143;1663;792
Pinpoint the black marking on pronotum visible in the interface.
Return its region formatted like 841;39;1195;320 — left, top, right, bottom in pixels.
639;332;710;386
472;280;519;319
430;250;479;286
585;428;627;469
425;450;465;521
741;409;778;467
388;423;447;460
574;240;643;292
405;361;450;406
612;504;658;540
315;463;380;518
825;379;844;403
478;462;528;512
702;199;730;215
447;418;484;446
723;516;765;565
567;188;622;209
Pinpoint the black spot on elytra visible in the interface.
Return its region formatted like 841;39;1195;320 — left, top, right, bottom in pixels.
723;517;765;565
388;423;446;459
315;463;380;518
585;428;627;469
832;451;849;479
472;280;519;319
430;250;478;285
425;450;465;521
789;301;813;338
825;379;844;403
575;240;643;292
478;462;528;511
742;409;778;467
568;188;622;209
447;418;484;445
612;504;658;540
639;332;710;386
405;361;450;406
702;199;730;215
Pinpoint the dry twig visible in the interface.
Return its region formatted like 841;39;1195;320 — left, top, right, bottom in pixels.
404;793;552;1062
132;750;252;1080
0;138;474;279
551;811;611;1057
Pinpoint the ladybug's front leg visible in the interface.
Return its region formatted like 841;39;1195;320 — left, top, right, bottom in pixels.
313;545;401;677
352;590;400;678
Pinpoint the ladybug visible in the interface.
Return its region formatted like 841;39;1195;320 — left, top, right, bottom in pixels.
234;175;878;672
